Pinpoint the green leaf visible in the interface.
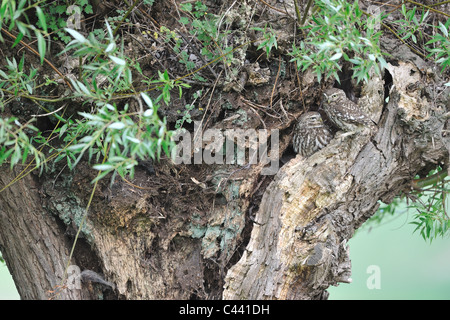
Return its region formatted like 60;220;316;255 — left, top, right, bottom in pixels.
36;31;46;64
36;6;47;34
329;51;342;61
126;136;141;144
179;17;189;25
109;55;126;66
141;92;154;109
0;148;14;165
92;163;115;171
11;32;24;48
105;20;114;40
59;123;68;137
180;3;192;12
162;70;170;81
21;144;29;164
332;71;340;83
108;122;126;130
349;58;362;65
66;143;87;151
16;21;28;38
79;135;94;143
65;28;87;43
76;81;91;96
91;169;113;183
439;21;449;38
105;42;115;53
378;56;387;70
84;4;93;14
143;108;154;117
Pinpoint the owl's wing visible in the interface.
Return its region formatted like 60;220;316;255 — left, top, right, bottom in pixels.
336;102;376;125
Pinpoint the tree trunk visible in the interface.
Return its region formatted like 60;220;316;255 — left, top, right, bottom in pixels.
223;48;450;299
0;11;449;300
0;169;92;299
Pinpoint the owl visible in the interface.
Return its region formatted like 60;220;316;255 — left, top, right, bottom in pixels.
322;88;375;132
292;111;333;157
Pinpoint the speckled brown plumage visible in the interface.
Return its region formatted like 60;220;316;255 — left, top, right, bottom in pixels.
292;111;333;157
322;88;374;132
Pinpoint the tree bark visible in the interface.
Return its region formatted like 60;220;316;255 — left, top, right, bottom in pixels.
223;53;450;299
0;169;93;299
0;23;449;300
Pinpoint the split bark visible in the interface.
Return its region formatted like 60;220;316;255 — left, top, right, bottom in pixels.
223;57;450;299
0;41;448;300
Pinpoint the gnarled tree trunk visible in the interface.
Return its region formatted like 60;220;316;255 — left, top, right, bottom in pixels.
0;9;449;300
223;50;449;299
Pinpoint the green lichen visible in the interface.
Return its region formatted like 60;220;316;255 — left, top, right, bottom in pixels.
232;109;248;126
188;178;245;260
189;223;207;239
53;195;93;241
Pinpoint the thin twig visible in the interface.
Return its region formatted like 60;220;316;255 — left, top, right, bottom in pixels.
430;0;450;7
31;103;68;117
1;28;73;90
112;0;140;36
193;70;223;151
411;170;449;190
364;0;398;8
178;31;218;80
242;97;282;119
270;56;282;109
405;0;450;17
256;0;289;15
381;21;428;59
249;105;267;130
293;0;302;26
300;0;314;26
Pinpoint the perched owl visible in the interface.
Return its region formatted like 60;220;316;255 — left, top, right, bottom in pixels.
322;88;375;132
292;111;333;157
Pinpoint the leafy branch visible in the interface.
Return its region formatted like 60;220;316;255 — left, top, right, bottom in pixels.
409;168;449;242
368;168;449;243
0;117;46;171
289;0;387;83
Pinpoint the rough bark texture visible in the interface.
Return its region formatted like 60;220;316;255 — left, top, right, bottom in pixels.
223;46;450;299
0;169;93;299
0;1;449;300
